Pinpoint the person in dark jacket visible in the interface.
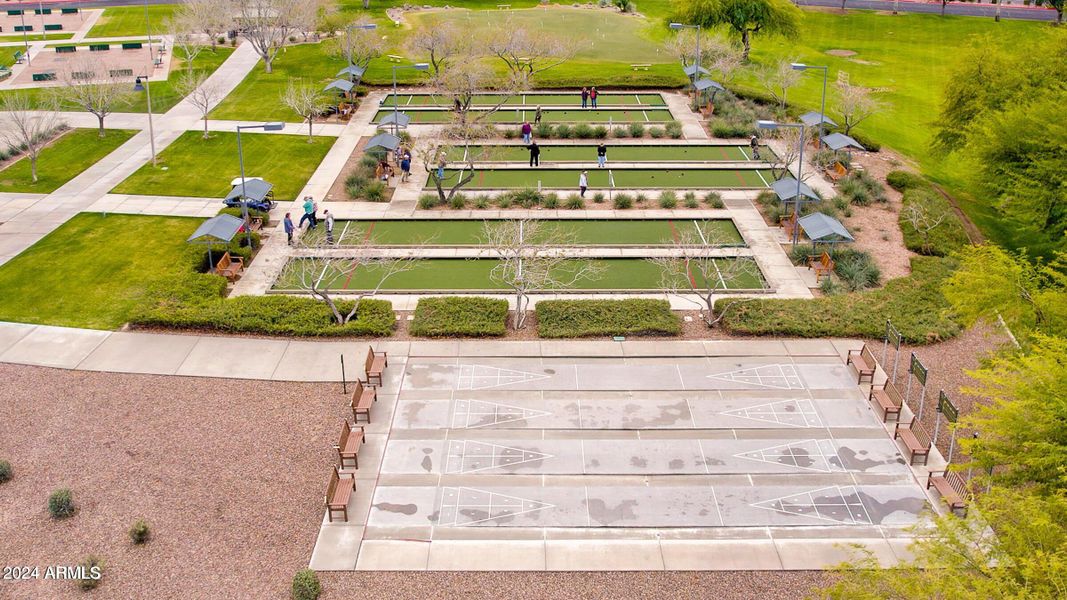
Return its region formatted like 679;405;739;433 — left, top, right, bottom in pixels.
596;143;607;168
581;87;589;108
528;141;541;167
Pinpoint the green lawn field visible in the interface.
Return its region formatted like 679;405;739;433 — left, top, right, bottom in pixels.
451;144;770;163
86;4;179;38
374;108;675;124
0;33;74;44
211;43;338;122
0;213;199;329
381;92;667;107
429;168;773;190
0;128;137;193
302;219;745;247
273;257;765;292
111;131;333;200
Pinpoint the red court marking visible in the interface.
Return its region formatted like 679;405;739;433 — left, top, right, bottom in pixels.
719;146;730;160
668;219;680;243
685;258;697;288
362;220;377;243
733;169;748;186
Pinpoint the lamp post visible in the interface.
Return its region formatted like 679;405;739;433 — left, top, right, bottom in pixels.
139;0;157;166
391;62;429;136
758;119;807;248
236;122;285;247
669;22;700;91
791;63;829;142
18;8;30;66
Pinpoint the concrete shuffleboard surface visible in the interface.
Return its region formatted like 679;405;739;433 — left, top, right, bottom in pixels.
311;350;934;572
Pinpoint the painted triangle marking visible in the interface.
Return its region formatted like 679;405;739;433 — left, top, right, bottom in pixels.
444;440;553;474
437;486;555;526
706;363;806;390
733;439;840;473
451;399;553;429
455;364;552;390
750;485;873;525
720;399;823;428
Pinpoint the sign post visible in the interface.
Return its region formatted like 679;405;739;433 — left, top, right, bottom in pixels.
909;353;929;420
884;321;903;384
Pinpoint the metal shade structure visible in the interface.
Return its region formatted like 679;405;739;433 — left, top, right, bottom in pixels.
682;64;710;78
378;112;411;129
224;178;273;203
337;64;366;80
323;79;355;94
771;177;819;203
821;133;866;152
694;78;724;93
366;132;401;153
187;214;244;268
799;111;837;128
798;212;854;254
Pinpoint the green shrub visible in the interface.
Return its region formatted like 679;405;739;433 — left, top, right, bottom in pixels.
555;124;574;139
495;194;513;209
634;192;649;205
0;460;11;484
628;122;645;137
542;193;559;209
362;181;387;202
710;120;753;138
613;194;633;209
411;297;508;337
574;123;594;139
535;122;553;138
502;128;517;139
685;197;699;209
900;188;970;256
537;299;681;338
819;275;843;296
658;191;677;209
612;126;629;138
565;194;584;209
473;195;490;209
291;569;321;600
592;125;608;139
513;188;542;208
449;194;466;209
418;193;440;209
665;120;683;139
704;191;725;209
217;206;270;227
885;170;929;192
78;555;103;591
49;488;75;519
128;519;150;545
592;192;605;204
718;257;961;343
648;126;666;139
837;171;886;206
833;250;882;291
344;173;368;198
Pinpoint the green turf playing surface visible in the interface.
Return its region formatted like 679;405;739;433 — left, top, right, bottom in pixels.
380;93;667;108
273;257;765;292
450;144;772;163
302;219;744;247
374;108;674;124
427;168;773;190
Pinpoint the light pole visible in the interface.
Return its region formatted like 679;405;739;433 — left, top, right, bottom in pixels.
669;22;701;91
18;8;30;66
140;0;157;166
236;122;285;247
345;22;377;82
791;63;829;142
758;119;807;248
391;62;429;136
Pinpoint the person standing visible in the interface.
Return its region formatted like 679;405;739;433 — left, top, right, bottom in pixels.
578;170;588;197
534;105;543;125
521;121;533;144
283;212;295;245
299;196;316;230
590;87;598;109
324;209;335;243
581;87;589;109
750;135;761;160
528;141;540;167
311;198;319;228
400;150;412;183
596;143;607;168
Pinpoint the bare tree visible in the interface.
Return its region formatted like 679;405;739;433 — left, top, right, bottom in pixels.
665;28;709;72
53;59;134;137
763;126;812;181
407;20;469;77
902;202;948;255
281;79;329;141
234;0;305;73
175;0;232;51
177;70;222;139
648;223;763;327
479;219;603;330
435;61;517;136
757;58;802;109
282;238;417;326
835;79;883;136
167;15;204;66
710;45;745;85
487;25;577;84
419;140;478;205
329;16;384;72
0;94;64;183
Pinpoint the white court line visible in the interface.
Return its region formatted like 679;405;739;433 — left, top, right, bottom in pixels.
755;168;770;187
709;485;726;527
314;261;330;288
738;147;750;160
712;258;727;289
405;95;413;106
338;220;351;245
634;93;642;105
693;220;709;246
642;109;650;122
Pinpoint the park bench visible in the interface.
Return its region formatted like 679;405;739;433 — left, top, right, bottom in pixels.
365;348;388;387
387;54;403;63
13;50;24;64
122;42;143;50
631;63;651;71
62;8;80;14
927;470;970;517
14;25;32;32
350;379;377;424
827;161;847;182
34;8;52;15
497;3;512;8
894;420;933;466
779;212;797;240
44;24;63;32
72;71;95;81
31;72;56;82
846;343;878;384
109;69;134;78
324;466;355;522
869;379;904;422
0;67;11;82
55;45;76;54
7;10;23;16
90;44;110;52
808;251;834;282
333;420;365;469
154;56;163;68
213;251;244;282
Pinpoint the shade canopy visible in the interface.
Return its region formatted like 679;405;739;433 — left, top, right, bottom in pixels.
378;112;411;128
771;177;819;203
682;64;710;77
323;79;355;93
694;78;724;93
821;132;866;152
366;132;401;152
224;178;274;203
798;212;854;243
799;111;838;128
187;214;244;245
336;64;366;79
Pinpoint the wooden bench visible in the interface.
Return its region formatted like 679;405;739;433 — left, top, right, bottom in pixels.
927;470;969;517
894;420;933;466
324;466;355;522
248;216;263;232
846;343;878;384
334;420;365;469
808;251;834;282
869;380;904;422
365;348;388;387
214;251;244;282
827;161;847;182
350;379;376;424
387;54;403;63
631;63;651;71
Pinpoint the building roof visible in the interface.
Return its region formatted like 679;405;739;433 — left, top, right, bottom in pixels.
798;212;854;243
223;178;274;203
324;79;355;93
821;132;866;152
366;132;401;152
694;78;724;93
771;177;819;202
799;111;838;128
186;214;245;245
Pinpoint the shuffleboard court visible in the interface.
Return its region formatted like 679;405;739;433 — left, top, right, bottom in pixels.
300;219;745;247
272;257;766;292
426;168;774;190
447;144;774;163
380;92;667;108
373;108;675;124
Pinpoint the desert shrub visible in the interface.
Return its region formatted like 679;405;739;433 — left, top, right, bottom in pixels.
359;154;379;169
592;192;605;204
628;122;645;137
537;299;681;338
217;206;271;227
535;122;553;138
612;126;629;138
291;569;321;600
0;460;11;484
361;181;387;202
450;194;466;209
833;250;882;291
502;128;517;139
684;197;699;208
542;193;559;209
648;126;666;139
885;170;929;192
411;297;508;337
665;120;683;139
565;194;584;209
128;519;150;545
574;123;594;139
418;193;440;210
513;188;542;208
555;124;574;139
837;171;886;206
900;187;970;256
704;191;725;209
78;556;103;591
474;196;490;209
634;192;649;205
592;125;608;139
658;191;677;209
819;275;843;296
49;488;75;519
613;194;633;209
495;194;513;209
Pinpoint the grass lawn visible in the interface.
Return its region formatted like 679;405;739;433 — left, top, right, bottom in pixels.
382;92;667;107
86;4;179;38
0;213;200;329
0;32;74;43
452;144;769;162
211;43;339;122
0;128;137;193
274;257;764;291
111;131;333;200
303;218;745;246
429;167;773;189
374;108;674;124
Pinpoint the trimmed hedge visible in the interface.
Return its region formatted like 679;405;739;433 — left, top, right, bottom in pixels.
410;297;508;337
717;257;961;344
537;299;681;338
885;169;927;193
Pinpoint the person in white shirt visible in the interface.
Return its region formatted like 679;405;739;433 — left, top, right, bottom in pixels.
578;170;589;197
324;210;335;243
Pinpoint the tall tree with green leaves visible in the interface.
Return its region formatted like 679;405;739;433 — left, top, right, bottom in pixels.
672;0;802;60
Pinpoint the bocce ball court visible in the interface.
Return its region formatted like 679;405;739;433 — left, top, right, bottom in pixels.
450;144;774;163
427;167;775;190
373;108;675;124
380;92;667;107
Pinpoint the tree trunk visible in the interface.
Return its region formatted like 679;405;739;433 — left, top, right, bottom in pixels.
203;118;210;139
363;0;370;8
30;156;38;183
97;114;106;137
307;117;314;142
263;54;273;74
741;28;752;61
